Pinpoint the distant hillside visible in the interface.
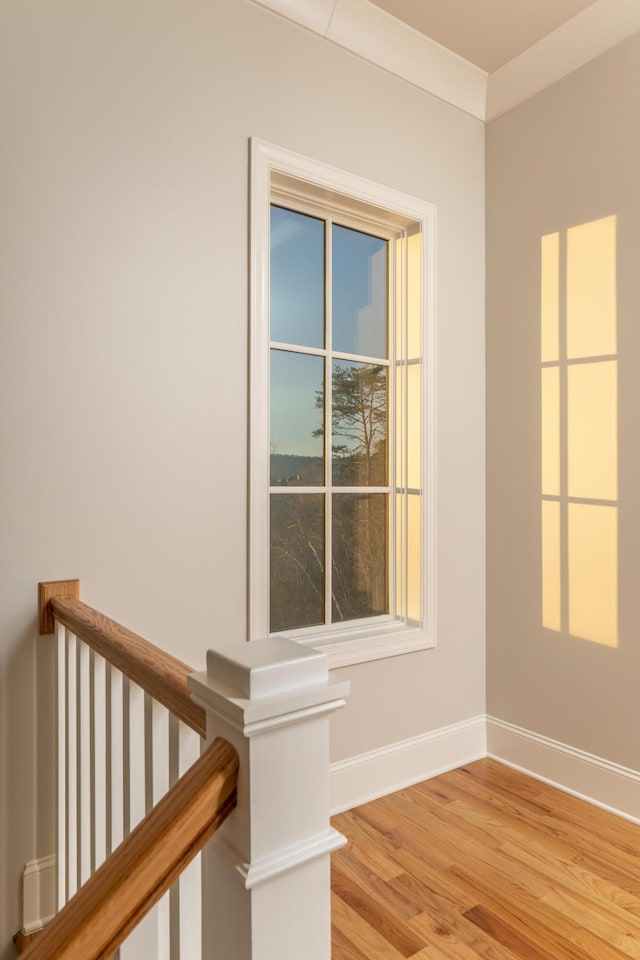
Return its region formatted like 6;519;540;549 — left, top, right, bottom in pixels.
270;454;323;485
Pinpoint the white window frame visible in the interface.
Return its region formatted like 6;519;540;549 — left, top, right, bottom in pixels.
249;138;437;668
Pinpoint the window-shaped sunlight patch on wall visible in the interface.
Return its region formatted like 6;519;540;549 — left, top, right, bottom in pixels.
541;215;618;647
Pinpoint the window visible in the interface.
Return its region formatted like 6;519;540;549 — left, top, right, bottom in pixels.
250;140;436;667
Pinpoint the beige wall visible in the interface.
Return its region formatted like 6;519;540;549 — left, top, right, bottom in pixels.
0;0;485;948
487;35;640;765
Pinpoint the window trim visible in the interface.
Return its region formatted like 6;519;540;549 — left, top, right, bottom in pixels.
249;138;437;668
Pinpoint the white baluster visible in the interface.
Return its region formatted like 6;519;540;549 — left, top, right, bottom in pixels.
152;701;170;960
169;714;180;960
109;664;124;852
93;651;107;870
66;630;78;900
178;722;202;959
78;639;91;885
120;681;157;960
126;678;146;830
56;621;67;910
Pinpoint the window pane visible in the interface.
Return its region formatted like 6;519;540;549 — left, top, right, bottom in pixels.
407;362;421;491
270;350;324;485
407;493;421;624
407;232;421;360
395;233;422;360
395;492;421;625
331;360;387;486
332;224;387;358
270;206;324;349
270;494;324;632
332;494;388;622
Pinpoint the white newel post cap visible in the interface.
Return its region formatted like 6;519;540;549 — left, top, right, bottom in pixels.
188;636;350;960
189;635;350;734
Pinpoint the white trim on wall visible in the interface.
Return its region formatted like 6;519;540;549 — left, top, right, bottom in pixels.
330;714;640;823
22;854;56;935
329;715;486;813
249;0;487;120
326;0;487;120
249;138;438;668
487;715;640;825
486;0;640;119
249;0;640;122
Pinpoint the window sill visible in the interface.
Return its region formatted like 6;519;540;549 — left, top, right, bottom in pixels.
277;622;435;669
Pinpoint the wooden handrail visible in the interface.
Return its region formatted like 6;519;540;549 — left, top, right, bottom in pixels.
21;737;238;960
50;595;206;737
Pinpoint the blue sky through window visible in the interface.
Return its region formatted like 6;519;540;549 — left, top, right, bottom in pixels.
270;205;388;462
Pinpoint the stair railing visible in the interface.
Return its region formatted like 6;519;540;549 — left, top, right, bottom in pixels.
29;580;350;959
20;738;237;960
38;581;210;958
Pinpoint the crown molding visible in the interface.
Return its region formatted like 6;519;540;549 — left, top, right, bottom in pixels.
252;0;337;35
251;0;640;124
326;0;487;120
250;0;487;121
486;0;640;120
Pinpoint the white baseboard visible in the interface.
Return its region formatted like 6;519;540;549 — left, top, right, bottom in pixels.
22;854;56;935
330;714;640;824
329;715;487;814
487;715;640;825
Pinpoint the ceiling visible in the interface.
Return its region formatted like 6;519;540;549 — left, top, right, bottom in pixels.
368;0;599;72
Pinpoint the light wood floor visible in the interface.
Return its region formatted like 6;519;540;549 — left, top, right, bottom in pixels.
331;758;640;959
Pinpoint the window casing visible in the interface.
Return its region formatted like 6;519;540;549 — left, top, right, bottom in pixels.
250;140;436;668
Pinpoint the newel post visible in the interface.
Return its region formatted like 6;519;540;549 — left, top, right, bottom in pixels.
188;637;350;960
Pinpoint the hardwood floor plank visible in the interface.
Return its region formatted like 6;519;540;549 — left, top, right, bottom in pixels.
400;882;525;960
332;864;425;957
446;777;640;902
333;809;402;857
417;771;579;854
444;795;578;863
499;835;640;917
384;789;505;852
453;763;640;881
393;859;584;960
360;794;508;881
542;887;640;959
331;923;372;960
464;903;577;960
436;789;640;926
479;765;640;853
416;768;581;863
392;842;584;960
331;891;407;960
453;862;635;960
333;809;405;880
410;910;515;960
352;802;453;872
416;764;554;819
331;760;640;960
389;847;480;914
332;848;422;921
